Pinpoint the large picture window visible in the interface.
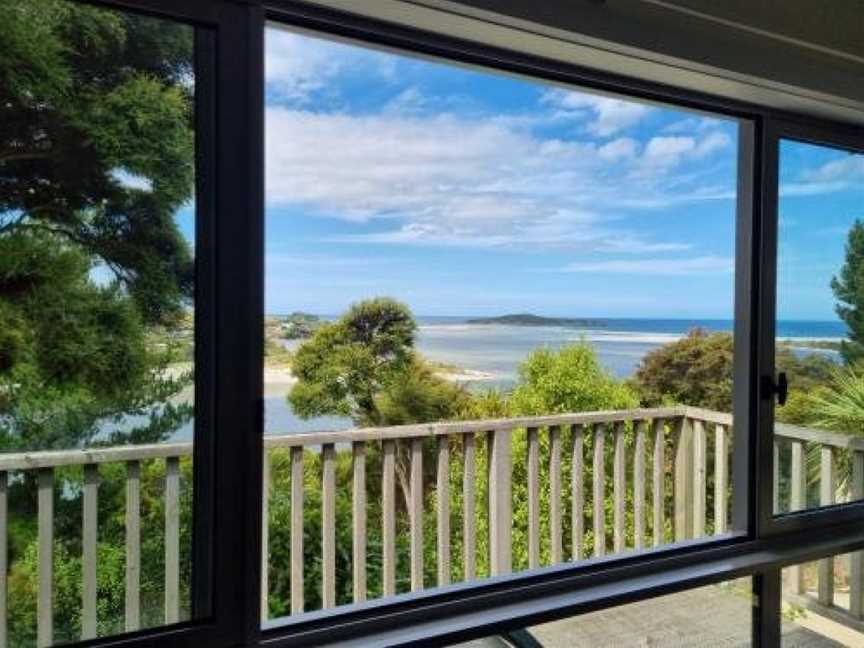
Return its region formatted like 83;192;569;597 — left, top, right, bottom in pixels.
2;2;863;647
262;22;747;624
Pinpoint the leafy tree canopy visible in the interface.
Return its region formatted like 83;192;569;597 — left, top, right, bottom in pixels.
290;298;469;426
629;328;836;413
831;219;864;365
0;232;191;450
510;342;638;415
0;0;194;324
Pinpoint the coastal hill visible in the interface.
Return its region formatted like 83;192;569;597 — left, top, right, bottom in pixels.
466;313;607;327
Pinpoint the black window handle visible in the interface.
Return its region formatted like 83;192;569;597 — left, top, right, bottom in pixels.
763;372;788;406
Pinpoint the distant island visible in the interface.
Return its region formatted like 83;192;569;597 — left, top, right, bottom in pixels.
466;313;608;328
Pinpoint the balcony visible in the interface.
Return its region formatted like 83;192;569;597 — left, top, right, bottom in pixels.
0;406;862;646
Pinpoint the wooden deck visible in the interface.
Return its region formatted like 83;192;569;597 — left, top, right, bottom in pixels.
453;585;849;647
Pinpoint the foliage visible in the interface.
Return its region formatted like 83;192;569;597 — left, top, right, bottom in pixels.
288;298;417;425
629;328;836;414
0;232;191;451
806;366;864;436
0;0;195;324
832;220;864;364
510;342;638;415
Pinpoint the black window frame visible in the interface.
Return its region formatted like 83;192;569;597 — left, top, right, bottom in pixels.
759;117;864;538
31;1;864;647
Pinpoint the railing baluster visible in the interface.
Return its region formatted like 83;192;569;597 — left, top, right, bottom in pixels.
613;422;626;553
261;450;271;622
549;425;562;564
693;419;706;538
165;457;180;624
382;440;396;597
352;441;367;603
462;433;476;580
290;446;304;614
436;436;450;586
37;468;53;648
571;425;584;561
593;424;606;557
322;443;336;608
789;440;806;594
410;438;424;591
488;429;512;575
0;472;6;648
714;424;728;535
634;421;646;551
851;450;864;618
674;418;693;541
772;440;780;515
125;461;141;631
818;445;835;606
653;419;665;547
527;427;540;569
82;464;99;639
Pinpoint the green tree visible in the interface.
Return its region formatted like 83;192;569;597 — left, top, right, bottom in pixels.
629;329;835;415
0;0;194;323
289;297;421;425
831;220;864;365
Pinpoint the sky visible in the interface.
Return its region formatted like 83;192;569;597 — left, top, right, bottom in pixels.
257;25;864;320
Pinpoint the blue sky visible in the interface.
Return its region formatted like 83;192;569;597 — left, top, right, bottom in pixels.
258;25;863;320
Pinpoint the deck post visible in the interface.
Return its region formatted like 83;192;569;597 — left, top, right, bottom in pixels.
633;421;646;550
462;433;476;580
488;429;512;575
352;442;367;603
674;418;694;541
527;427;540;569
653;419;665;547
549;426;562;564
571;425;584;561
593;425;606;557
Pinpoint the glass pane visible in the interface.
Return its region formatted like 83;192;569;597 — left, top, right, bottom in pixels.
774;139;864;516
782;552;864;646
0;2;199;643
449;579;753;647
263;23;742;623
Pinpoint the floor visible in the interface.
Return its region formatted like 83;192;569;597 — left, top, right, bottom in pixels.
452;585;851;647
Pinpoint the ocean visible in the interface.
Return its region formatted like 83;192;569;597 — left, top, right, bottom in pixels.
172;317;846;440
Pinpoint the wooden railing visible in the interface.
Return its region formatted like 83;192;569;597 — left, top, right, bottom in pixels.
0;405;863;645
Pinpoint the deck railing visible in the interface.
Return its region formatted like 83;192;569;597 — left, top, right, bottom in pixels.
1;405;863;645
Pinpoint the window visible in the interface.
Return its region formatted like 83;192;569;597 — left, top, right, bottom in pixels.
773;139;864;516
262;19;748;627
0;1;204;643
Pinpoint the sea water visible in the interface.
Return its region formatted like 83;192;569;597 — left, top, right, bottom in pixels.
167;317;844;440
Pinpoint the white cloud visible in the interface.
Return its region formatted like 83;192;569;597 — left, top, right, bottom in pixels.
265;27;398;105
598;138;638;162
556;255;733;275
541;89;652;136
265;96;735;252
265;28;339;104
780;153;864;197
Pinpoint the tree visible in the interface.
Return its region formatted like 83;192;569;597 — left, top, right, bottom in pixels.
0;233;191;451
831;220;864;365
629;329;835;414
288;298;419;425
0;0;196;449
0;0;195;323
